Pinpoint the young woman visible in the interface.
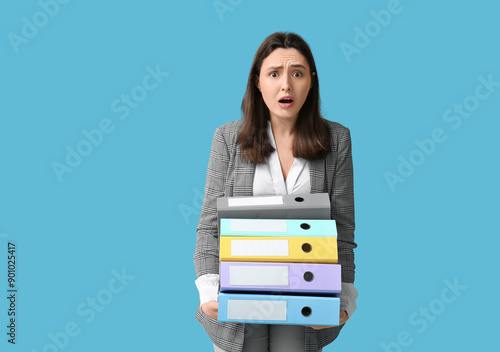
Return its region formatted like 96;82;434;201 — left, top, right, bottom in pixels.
194;32;358;352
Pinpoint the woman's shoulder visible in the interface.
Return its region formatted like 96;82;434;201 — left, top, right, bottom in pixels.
322;118;351;149
216;119;243;133
213;119;244;146
323;118;350;136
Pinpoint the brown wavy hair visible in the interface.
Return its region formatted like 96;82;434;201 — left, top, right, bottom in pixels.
239;32;330;163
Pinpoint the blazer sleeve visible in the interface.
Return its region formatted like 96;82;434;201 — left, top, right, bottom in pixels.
331;126;357;284
193;127;229;278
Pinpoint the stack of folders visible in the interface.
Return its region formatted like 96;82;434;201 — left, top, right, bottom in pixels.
216;194;341;326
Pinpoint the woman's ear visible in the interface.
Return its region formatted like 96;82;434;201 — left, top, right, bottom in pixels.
254;73;261;91
310;72;315;89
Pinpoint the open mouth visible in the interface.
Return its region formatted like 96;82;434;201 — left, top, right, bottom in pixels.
279;97;294;104
278;96;294;107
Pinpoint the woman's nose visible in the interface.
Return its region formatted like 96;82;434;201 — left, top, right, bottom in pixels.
281;75;291;92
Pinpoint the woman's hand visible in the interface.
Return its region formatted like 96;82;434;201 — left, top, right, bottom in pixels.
305;309;349;330
201;300;219;320
339;309;349;325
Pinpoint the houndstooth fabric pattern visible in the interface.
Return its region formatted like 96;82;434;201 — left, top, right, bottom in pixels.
194;118;356;352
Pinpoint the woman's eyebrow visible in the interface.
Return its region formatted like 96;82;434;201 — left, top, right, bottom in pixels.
265;64;307;71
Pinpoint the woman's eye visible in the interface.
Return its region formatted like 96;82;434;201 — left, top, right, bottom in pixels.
293;72;303;77
270;72;278;78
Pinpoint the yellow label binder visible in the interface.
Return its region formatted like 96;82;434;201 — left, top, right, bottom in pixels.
220;236;338;264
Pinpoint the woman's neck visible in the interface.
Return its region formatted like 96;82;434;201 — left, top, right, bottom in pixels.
269;115;297;139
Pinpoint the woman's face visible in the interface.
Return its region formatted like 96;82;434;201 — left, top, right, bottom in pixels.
257;48;313;123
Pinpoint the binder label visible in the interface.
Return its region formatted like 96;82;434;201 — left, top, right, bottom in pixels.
229;265;289;286
227;300;287;321
227;196;283;207
230;219;287;233
231;240;289;256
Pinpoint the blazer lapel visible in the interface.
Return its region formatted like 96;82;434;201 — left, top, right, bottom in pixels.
309;158;326;194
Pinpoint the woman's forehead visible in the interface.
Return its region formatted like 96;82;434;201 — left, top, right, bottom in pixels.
263;48;308;66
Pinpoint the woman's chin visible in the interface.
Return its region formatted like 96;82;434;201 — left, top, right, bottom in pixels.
270;110;299;121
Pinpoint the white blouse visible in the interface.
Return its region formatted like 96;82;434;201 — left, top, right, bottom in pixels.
253;121;310;196
195;120;358;318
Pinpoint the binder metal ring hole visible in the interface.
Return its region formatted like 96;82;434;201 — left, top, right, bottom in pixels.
303;271;314;282
300;223;311;230
301;306;312;317
302;243;312;253
295;197;304;202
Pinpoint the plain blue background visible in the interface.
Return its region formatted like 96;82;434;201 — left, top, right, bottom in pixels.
1;0;498;351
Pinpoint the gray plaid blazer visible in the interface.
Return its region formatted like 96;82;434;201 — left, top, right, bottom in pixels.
194;118;357;352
